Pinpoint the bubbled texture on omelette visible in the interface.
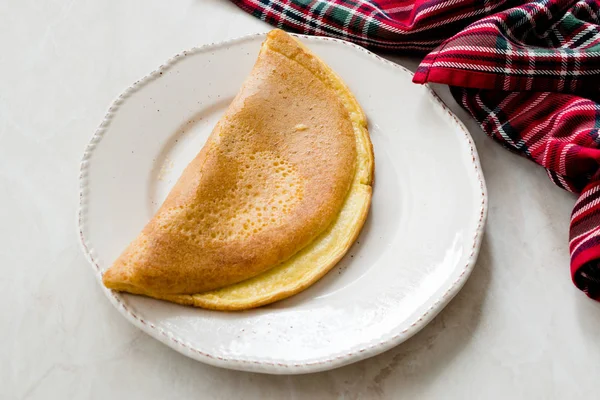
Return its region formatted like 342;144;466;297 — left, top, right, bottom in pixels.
102;31;358;296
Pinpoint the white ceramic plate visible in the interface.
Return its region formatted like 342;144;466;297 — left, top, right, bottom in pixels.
78;33;487;374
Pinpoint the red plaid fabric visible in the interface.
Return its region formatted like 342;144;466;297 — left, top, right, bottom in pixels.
231;0;600;300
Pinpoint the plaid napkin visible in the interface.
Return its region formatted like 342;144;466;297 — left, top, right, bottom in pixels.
231;0;600;299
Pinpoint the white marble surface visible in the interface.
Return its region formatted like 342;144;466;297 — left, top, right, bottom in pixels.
2;1;600;398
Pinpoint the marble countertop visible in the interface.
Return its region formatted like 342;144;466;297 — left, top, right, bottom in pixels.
3;1;599;398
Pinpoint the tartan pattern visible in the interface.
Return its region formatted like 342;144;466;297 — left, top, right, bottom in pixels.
414;1;600;93
231;0;600;300
453;88;600;299
231;0;520;51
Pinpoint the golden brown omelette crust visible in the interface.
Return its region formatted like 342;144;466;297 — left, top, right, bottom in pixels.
102;30;358;296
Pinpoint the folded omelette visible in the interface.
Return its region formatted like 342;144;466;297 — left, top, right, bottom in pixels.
103;29;374;310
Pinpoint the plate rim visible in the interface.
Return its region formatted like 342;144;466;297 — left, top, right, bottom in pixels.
77;32;488;374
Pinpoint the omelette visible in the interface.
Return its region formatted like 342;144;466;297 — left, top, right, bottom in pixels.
103;29;374;310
